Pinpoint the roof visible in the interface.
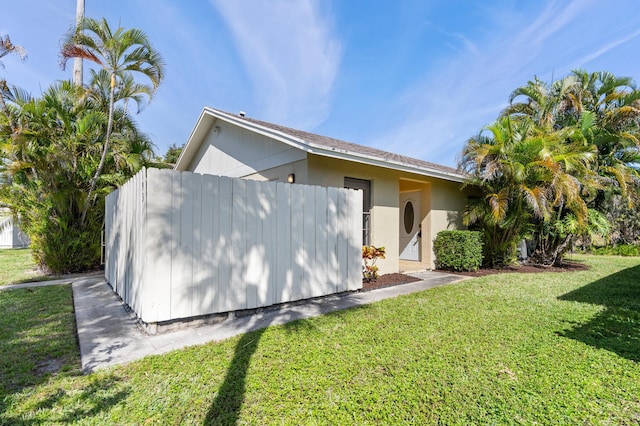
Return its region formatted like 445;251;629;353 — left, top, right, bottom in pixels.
177;107;465;183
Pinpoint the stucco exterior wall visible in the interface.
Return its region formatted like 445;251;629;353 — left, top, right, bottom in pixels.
185;120;306;177
244;159;309;183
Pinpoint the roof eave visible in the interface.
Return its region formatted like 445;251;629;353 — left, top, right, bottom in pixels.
190;108;465;183
307;147;466;182
174;109;215;171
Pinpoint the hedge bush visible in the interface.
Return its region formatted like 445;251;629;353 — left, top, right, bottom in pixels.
433;230;483;272
590;244;640;257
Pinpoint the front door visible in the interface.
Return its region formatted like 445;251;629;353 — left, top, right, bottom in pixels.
399;191;421;261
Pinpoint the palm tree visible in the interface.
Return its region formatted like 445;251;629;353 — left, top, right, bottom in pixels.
0;35;27;111
73;0;85;86
0;79;154;272
506;70;640;206
0;35;26;65
459;114;600;266
60;17;165;222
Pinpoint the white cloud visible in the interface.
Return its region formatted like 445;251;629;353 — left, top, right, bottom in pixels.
571;28;640;69
369;0;640;167
210;0;343;129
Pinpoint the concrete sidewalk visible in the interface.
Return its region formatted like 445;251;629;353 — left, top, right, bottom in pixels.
72;271;465;372
0;271;103;291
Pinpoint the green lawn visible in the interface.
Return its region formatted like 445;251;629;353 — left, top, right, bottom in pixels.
0;248;47;285
1;255;639;424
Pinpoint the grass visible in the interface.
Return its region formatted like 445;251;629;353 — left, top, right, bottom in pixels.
0;248;47;285
1;255;639;424
0;285;81;418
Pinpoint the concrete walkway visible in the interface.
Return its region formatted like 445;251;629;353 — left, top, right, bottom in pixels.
0;271;103;291
4;271;466;372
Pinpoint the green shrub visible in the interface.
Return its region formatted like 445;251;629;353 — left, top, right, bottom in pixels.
10;187;103;274
591;244;640;257
434;230;483;271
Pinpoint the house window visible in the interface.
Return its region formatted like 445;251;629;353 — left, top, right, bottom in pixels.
403;201;415;234
344;177;371;246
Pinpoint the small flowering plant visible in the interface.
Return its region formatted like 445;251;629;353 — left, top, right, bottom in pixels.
362;245;386;282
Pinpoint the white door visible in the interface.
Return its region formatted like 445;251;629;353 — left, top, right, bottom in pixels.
399;192;421;261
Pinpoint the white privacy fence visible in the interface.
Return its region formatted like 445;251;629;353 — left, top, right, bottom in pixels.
0;216;29;249
105;168;362;325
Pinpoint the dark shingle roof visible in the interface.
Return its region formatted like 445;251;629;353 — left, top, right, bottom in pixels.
208;108;464;181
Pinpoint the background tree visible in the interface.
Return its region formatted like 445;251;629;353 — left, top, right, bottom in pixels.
506;70;640;207
0;19;163;273
163;143;184;164
0;79;155;272
459;114;601;266
61;17;165;223
459;70;639;266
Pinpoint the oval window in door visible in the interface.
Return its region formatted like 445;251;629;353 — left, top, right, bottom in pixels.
403;201;414;234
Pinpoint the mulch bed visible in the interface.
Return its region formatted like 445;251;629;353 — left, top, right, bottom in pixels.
361;273;421;291
361;260;590;291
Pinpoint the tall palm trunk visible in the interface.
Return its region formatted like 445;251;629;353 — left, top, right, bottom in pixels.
81;73;115;224
73;0;85;86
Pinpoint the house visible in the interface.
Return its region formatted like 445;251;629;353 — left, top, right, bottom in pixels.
0;209;29;249
175;108;469;274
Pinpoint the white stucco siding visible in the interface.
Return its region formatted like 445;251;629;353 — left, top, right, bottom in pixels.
244;159;309;183
186;121;307;177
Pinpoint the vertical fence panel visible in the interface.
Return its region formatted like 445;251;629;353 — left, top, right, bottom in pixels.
327;187;340;293
244;179;259;310
169;172;183;318
291;184;305;301
132;171;141;315
105;169;362;324
197;173;215;315
275;182;292;303
231;179;247;311
336;188;349;293
105;192;114;286
262;181;277;307
314;188;329;298
217;176;232;312
190;172;203;317
347;189;363;291
145;168;172;322
173;172;194;319
302;185;316;299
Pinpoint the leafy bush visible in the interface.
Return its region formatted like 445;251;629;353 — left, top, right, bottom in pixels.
362;245;386;282
7;186;103;274
591;244;640;257
434;230;483;271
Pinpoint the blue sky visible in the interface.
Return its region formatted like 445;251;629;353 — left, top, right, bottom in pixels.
3;0;640;167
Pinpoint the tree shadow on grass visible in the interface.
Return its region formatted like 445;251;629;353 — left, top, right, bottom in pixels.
203;313;321;425
558;264;640;362
204;326;267;425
